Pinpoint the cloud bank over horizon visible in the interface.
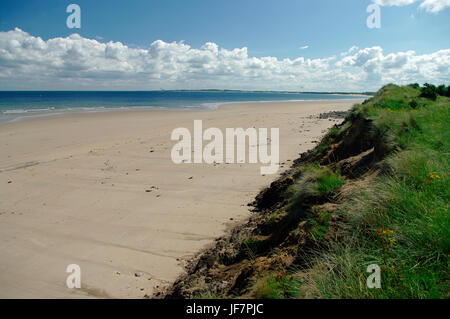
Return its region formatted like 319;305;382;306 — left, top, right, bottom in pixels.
0;28;449;92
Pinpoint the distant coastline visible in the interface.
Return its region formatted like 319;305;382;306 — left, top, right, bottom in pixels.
0;90;366;124
0;89;375;96
167;89;374;97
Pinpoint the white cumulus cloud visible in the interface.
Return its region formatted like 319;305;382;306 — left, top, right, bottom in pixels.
373;0;418;6
373;0;450;12
0;28;448;91
419;0;450;12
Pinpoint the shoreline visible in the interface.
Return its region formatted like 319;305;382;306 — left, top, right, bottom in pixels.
0;97;365;125
0;99;361;298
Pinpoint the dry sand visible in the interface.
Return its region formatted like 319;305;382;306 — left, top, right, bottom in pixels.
0;100;361;298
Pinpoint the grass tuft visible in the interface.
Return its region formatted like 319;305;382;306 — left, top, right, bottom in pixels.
255;275;300;299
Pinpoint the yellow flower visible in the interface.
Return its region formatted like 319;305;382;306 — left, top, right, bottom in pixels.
426;172;441;184
377;228;395;238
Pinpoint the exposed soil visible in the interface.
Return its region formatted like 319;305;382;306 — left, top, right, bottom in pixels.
160;110;389;299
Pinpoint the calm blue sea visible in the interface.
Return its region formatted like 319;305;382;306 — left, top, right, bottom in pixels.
0;91;364;123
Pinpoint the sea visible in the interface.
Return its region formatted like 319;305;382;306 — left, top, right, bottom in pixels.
0;91;365;124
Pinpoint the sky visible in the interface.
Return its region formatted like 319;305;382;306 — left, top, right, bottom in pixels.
0;0;449;91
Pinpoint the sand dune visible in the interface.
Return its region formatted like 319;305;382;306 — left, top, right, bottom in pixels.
0;100;360;298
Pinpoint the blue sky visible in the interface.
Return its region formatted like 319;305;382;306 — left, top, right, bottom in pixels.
1;0;449;58
0;0;449;91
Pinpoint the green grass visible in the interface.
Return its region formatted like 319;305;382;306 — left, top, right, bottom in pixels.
316;169;345;196
307;208;332;241
304;84;450;298
309;222;329;241
316;126;340;155
255;275;301;299
243;236;266;257
291;165;345;197
286;165;346;219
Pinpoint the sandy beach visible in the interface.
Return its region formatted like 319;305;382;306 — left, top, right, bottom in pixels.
0;100;360;298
